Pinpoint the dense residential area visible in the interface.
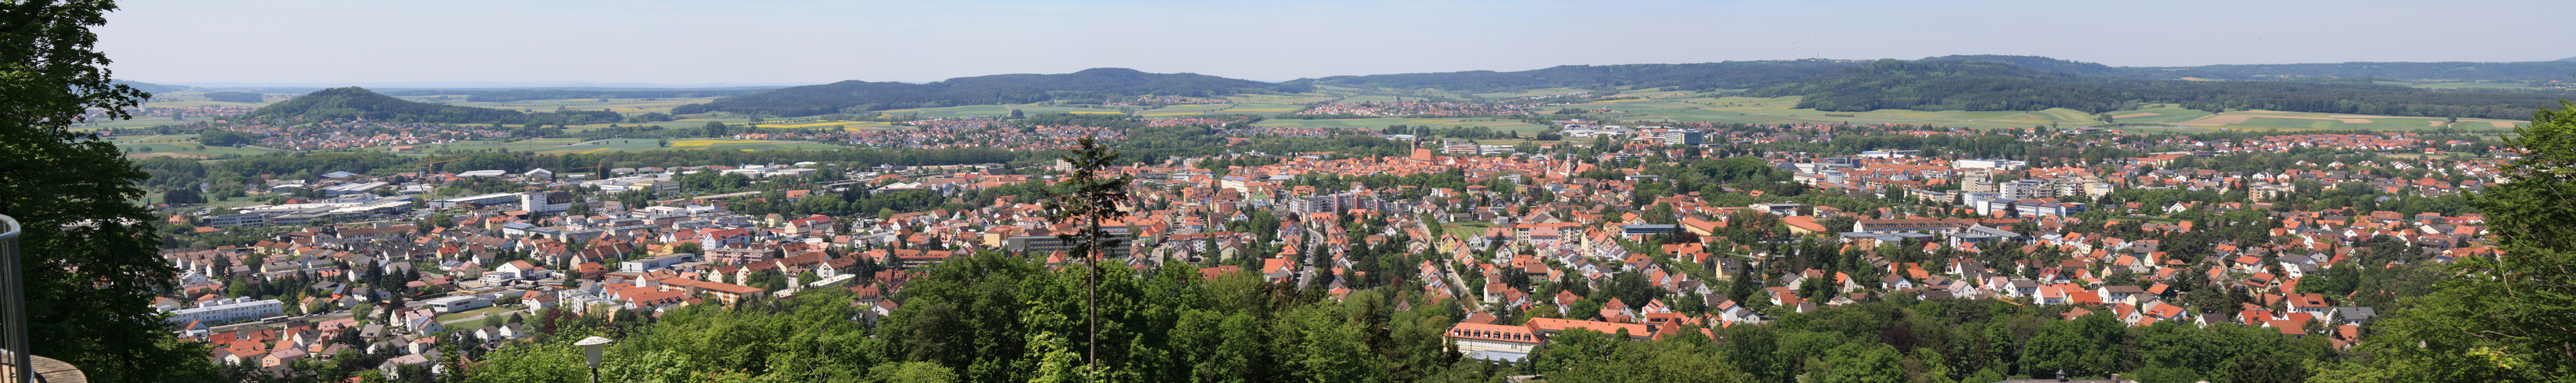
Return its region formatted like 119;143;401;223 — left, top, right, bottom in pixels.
21;2;2576;382
147;114;2501;382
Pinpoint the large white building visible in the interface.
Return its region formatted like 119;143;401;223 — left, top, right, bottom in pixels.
620;254;698;273
1661;129;1705;146
521;191;573;214
1979;199;2088;218
422;295;493;314
165;297;283;326
1447;322;1541;362
430;192;521;208
1952;159;2028;170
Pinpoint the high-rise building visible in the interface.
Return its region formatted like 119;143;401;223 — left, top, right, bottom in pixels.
1661;129;1705;146
1960;169;1998;193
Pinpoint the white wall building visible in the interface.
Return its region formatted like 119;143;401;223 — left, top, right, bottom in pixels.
165;297;283;326
423;295;493;314
521;191;573;214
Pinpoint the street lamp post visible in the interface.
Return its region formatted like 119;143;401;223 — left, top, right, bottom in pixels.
575;336;614;383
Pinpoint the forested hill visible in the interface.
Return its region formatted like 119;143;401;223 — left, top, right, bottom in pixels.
1744;59;2565;119
2136;61;2576;81
1284;61;1865;93
366;87;787;103
246;87;624;125
1283;56;2575;93
672;68;1308;117
1914;55;2153;78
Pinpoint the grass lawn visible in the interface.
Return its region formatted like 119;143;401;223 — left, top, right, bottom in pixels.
435;306;517;324
1439;223;1498;238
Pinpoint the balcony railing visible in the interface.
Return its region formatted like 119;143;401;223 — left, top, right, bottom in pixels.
0;214;83;382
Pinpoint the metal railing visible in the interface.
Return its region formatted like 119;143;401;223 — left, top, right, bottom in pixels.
0;214;28;383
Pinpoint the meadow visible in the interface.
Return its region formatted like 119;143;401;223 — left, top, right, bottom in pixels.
1136;104;1236;117
1558;95;2530;133
1253;117;1547;133
397;95;725;115
110;133;280;159
750;120;905;130
1224;93;1336;104
1470;87;1593;100
875;104;1128;119
531;138;844;155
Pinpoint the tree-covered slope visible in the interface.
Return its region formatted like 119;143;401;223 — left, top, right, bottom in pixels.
246;87;623;125
2141;61;2576;81
673;68;1308;117
1745;59;2565;119
1916;54;2154;78
1285;60;1865;92
460;87;785;103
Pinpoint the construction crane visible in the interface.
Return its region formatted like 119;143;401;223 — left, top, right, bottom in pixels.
413;158;466;177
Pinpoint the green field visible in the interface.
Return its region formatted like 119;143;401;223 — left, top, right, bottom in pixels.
876;104;1129;118
1211;103;1306;115
1254;117;1547;133
751;120;907;130
1439;223;1498;238
531;138;845;155
400;96;724;115
1543;94;2529;132
1225;93;1336;104
1471;87;1592;100
1136;104;1237;117
111;133;281;159
1332;95;1417;103
1558;96;2088;129
1131;103;1309;116
2159;110;2526;132
378;138;591;155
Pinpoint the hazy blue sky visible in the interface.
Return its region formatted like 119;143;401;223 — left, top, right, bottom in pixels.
97;0;2574;86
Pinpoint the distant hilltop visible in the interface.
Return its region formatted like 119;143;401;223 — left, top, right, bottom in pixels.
671;68;1310;117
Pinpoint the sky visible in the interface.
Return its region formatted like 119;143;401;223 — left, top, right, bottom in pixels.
97;0;2575;87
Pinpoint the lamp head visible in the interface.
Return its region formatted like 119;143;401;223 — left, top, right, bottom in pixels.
576;336;613;366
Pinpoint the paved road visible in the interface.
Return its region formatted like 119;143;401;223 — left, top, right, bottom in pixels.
1444;265;1485;313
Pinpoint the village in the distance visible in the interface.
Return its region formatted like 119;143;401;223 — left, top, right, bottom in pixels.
148;103;2486;381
